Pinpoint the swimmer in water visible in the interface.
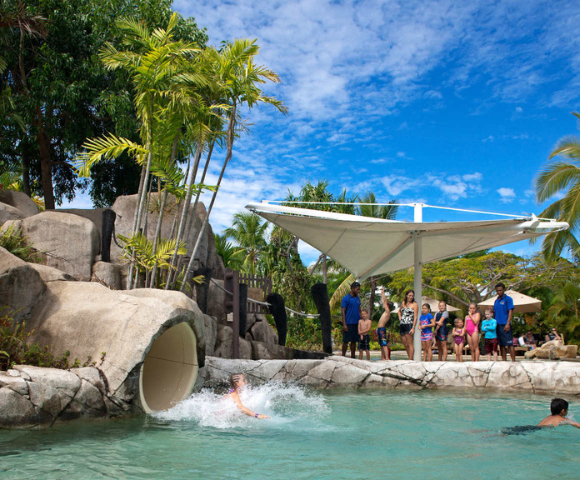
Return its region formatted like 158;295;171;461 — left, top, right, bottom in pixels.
537;398;580;428
225;374;270;419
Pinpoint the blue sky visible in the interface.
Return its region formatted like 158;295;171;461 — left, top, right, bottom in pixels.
70;0;580;264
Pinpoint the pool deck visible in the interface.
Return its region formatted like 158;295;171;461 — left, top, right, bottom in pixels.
198;355;580;396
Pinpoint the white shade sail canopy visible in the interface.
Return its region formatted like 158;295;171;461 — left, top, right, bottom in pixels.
246;202;569;280
478;290;542;313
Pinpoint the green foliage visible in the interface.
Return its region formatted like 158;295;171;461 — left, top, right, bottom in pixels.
0;313;70;370
214;233;245;270
545;282;580;343
223;212;269;274
0;224;38;262
0;0;208;208
534;111;580;262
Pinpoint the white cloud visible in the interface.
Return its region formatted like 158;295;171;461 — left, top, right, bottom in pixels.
497;187;516;203
463;172;482;182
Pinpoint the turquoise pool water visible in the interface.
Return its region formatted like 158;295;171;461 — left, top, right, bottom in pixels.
1;386;579;479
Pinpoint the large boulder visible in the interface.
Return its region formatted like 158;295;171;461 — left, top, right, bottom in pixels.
247;318;279;345
22;211;99;279
0;203;25;224
110;194;224;280
57;208;106;241
92;261;122;289
207;279;227;324
0;247;45;321
27;282;206;409
0;190;39;218
214;324;252;359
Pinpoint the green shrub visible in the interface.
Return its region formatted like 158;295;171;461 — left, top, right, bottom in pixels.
0;224;38;262
0;312;71;370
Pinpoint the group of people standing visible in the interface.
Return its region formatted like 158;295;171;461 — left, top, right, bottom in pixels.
341;281;517;362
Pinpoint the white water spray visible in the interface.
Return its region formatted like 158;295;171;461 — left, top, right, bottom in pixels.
153;383;330;429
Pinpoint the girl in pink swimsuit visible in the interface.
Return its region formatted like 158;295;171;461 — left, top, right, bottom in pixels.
465;303;481;362
452;318;466;362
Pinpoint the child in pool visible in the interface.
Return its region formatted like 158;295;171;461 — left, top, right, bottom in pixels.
481;307;498;361
538;398;580;428
418;303;435;362
358;309;372;361
452;318;466;362
225;374;270;419
374;287;394;360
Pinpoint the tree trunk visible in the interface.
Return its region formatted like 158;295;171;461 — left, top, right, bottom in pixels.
184;139;215;238
35;107;55;210
165;141;204;290
126;163;146;289
179;103;237;292
322;255;327;284
22;149;31;197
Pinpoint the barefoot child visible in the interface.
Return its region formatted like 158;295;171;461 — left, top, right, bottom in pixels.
538;398;580;428
452;318;466;362
418;303;435;362
481;307;498;361
375;287;394;360
358;309;372;361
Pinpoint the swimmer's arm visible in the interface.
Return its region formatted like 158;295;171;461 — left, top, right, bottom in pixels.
230;394;270;419
563;420;580;428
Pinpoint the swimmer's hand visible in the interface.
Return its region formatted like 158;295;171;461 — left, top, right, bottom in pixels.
257;414;270;419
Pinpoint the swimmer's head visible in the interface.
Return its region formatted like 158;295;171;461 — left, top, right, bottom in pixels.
230;374;247;390
551;398;569;416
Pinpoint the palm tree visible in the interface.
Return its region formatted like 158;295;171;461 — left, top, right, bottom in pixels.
534;112;580;262
223;212;269;275
75;13;213;288
214;233;245;270
178;39;287;291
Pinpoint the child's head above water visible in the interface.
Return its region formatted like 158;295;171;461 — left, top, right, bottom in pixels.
551;398;569;416
422;303;431;314
230;374;247;390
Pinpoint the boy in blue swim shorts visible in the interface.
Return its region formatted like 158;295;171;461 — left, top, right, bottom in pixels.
374;287;394;360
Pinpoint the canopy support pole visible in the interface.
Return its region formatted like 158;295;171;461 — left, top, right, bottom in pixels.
413;204;423;362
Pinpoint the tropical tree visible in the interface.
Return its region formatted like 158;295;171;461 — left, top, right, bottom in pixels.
214;233;245;270
223;212;269;274
0;0;207;208
75;13;214;289
178;38;287;291
534;111;580;262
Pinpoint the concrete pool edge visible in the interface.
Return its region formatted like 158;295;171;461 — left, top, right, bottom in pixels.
196;355;580;396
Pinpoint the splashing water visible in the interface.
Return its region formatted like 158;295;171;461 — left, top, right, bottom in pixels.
153;382;330;429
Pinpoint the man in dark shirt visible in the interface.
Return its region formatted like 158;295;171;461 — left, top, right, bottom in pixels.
341;281;362;358
494;282;515;362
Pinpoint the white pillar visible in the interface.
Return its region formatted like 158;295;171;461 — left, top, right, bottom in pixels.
413;233;422;361
413;203;423;361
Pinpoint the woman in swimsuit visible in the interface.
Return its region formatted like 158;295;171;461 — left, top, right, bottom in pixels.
399;289;419;360
452;318;466;362
225;374;270;419
465;303;481;362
